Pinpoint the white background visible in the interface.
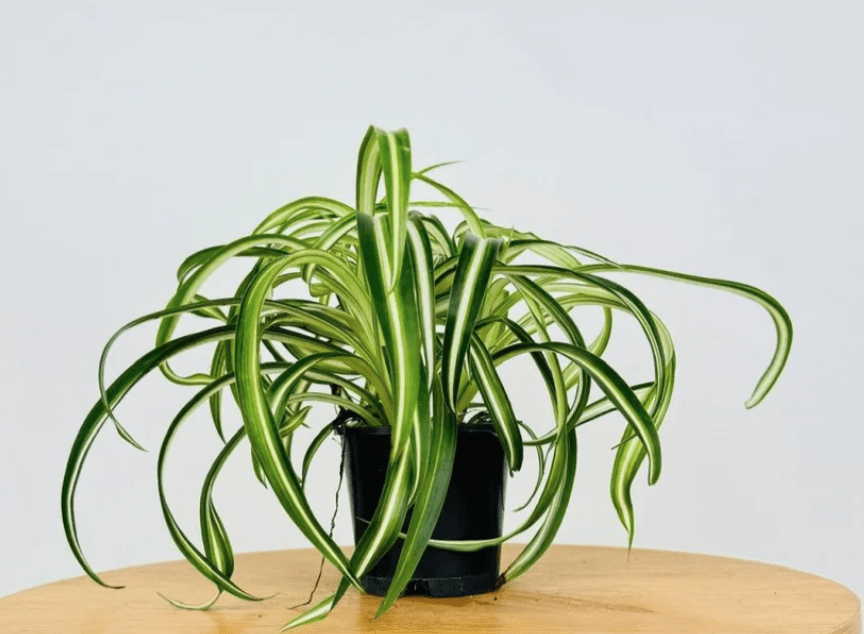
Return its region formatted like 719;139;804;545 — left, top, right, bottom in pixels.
2;0;862;609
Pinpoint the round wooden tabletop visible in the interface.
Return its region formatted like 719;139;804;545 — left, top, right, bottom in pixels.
1;544;859;633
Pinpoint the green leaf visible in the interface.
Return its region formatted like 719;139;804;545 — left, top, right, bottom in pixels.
495;234;619;268
253;196;354;234
565;308;612;389
406;368;432;508
578;263;793;407
177;246;296;283
512;420;548;512
285;448;414;629
208;341;228;442
441;234;501;412
156;234;310;386
524;382;657;447
377;129;412;289
157;367;286;601
174;406;312;611
411;172;486;237
475;316;557;408
68;321;369;592
495;341;661;485
355;212;422;458
416;159;463;175
499;428;577;585
301;213;357;284
96;297;352;449
301;421;337;489
467;335;523;472
64;326;237;590
356;126;384;218
417;212;456;257
500;264;671;429
504;273;589;423
376;378;457;617
406;215;437;389
610;315;676;548
234;262;365;591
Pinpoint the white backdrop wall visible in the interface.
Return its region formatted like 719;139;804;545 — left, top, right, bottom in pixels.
1;0;862;605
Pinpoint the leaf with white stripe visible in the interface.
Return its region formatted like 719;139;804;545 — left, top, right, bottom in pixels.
355;212;422;457
376;377;457;617
234;256;366;592
441;234;501;412
406;215;437;388
499;428;578;585
578;263;792;408
468;334;523;472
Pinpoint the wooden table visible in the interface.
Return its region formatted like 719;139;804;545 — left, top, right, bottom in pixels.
1;544;859;633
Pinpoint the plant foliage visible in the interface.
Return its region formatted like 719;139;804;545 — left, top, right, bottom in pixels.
62;126;792;629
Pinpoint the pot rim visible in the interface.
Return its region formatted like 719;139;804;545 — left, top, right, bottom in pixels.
335;422;497;436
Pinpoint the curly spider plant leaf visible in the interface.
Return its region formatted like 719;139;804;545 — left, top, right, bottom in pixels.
467;334;523;472
208;341;229;443
356;126;412;291
63;326;237;590
233;259;365;591
157;365;320;604
155;235;312;386
162;406;313;611
387;336;657;559
504;272;590;421
301;421;338;489
320;378;427;627
176;246;296;284
156;482;246;611
565;307;613;390
577;382;657;430
441;233;502;412
417;212;455;258
612;359;677;549
355;211;422;459
550;262;791;545
498;341;661;484
299;213;358;283
384;330;641;557
252;196;354;235
156;368;287;602
381;423;574;555
412;171;485;237
607;312;676;547
578;263;793;408
95;297;330;448
406;214;437;389
476;277;511;349
475;316;558;406
407;377;433;509
499;427;578;586
513;420;549;512
96;299;240;449
286;421;417;630
376;377;457;618
286;424;420;629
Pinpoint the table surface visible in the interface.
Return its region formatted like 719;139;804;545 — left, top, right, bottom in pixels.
1;544;859;633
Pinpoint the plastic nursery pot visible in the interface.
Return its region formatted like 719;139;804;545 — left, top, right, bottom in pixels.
337;422;507;597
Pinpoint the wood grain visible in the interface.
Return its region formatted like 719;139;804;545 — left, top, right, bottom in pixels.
0;544;859;633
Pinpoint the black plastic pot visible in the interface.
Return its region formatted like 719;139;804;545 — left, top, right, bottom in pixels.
338;423;507;597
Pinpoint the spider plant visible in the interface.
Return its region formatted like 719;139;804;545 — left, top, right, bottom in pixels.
62;126;792;630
